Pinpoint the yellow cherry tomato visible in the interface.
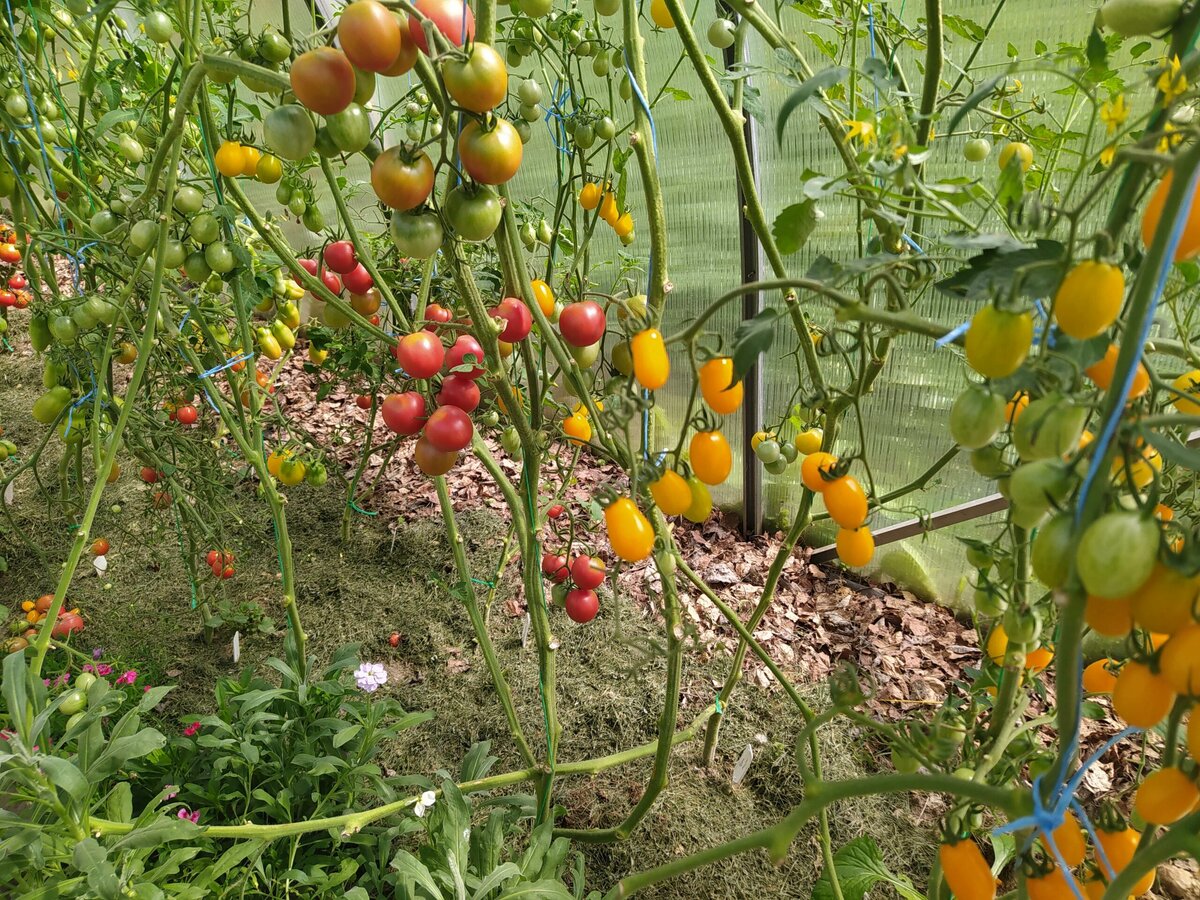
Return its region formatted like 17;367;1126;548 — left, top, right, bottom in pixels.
689;430;732;485
1086;343;1150;399
266;449;288;477
308;345;329;365
578;182;601;210
1112;660;1175;729
215;141;247;178
1158;622;1200;695
836;526;874;568
614;212;634;238
605;497;654;562
650;0;675;28
631;328;670;390
824;475;868;529
794;429;822;455
1129;564;1199;635
998;141;1033;173
751;430;775;451
1054;260;1124;340
1082;658;1119;695
938;838;997;900
699;357;743;414
1172;368;1200;415
800;452;838;492
965;306;1033;379
562;412;592;446
256;153;283;184
530;279;555;317
682;477;712;523
278;458;307;486
1135;767;1199;825
650;470;692;516
240;145;262;177
1095;826;1156;896
599;190;618;225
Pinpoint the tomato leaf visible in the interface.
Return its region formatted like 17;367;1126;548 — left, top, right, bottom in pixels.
772;200;819;256
730;308;778;387
776;66;848;146
813;836;924;900
936;239;1065;302
1086;27;1108;70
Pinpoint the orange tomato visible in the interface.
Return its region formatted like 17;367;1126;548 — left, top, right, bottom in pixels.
1084;594;1133;638
1134;767;1199;825
824;475;868;529
1082;659;1119;694
1142;170;1200;262
800;452;838;492
689;431;732;485
1086;343;1149;400
1112;660;1175;729
530;279;555;317
836;526;874;567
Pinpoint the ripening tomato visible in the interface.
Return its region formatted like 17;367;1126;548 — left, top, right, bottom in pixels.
565;588;599;623
1039;810;1086;868
423;304;454;331
215;141;246;177
351;288;382;316
381;392;427;434
290;47;355;115
458;118;523;185
605;497;654;562
998;141;1033;173
355;394;373;410
542;553;569;582
446;334;485;379
1129;564;1199;635
965;306;1033;379
800;452;838;492
836;526;874;568
339;0;403;72
1077;511;1160;601
342;263;374;295
824;475;868;529
1112;660;1175;729
699;357;743;414
0;243;21;264
579;182;601;210
443;42;507;113
571;555;606;590
651;470;692;516
563;412;592;446
408;0;475;53
631;328;669;389
1135;767;1199;825
424;405;473;451
1054;261;1124;339
91;538;110;556
413;434;458;475
558;301;606;347
1026;869;1073;900
140;466;162;484
176;404;198;425
1142;170;1200;262
1082;658;1119;694
493;297;532;341
1159;623;1200;695
437;374;481;412
529;279;555;318
1095;826;1156;896
1085;343;1150;400
938;839;996;900
394;331;445;378
53;612;84;639
323;240;357;274
690;431;732;485
372;148;434;211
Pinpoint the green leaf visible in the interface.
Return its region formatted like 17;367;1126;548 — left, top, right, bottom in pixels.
812;837;924;900
74;838;120;900
138;685;173;711
460;740;499;783
989;831;1016;876
471;862;521;899
88;728;166;779
1130;41;1152;59
105;782;133;823
111;815;199;851
730;308;778;389
776;67;848;145
210;839;266;880
391;848;443;898
95;109;138;139
772;200;819;256
2;650;29;743
944;14;985;41
39;757;88;803
935;239;1066;302
1086;28;1108;69
494;882;574;900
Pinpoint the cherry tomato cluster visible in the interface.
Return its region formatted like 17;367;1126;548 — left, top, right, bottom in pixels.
265;448;327;488
577;182;634;244
541;505;607;623
14;594;84;641
206;549;236;580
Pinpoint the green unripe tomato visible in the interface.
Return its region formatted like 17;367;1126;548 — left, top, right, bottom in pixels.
59;688;86;715
754;439;781;464
707;18;736;49
518;79;543;105
963;137;992;162
144;11;175;43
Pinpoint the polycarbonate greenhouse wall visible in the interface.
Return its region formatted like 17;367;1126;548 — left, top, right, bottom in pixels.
249;0;1110;605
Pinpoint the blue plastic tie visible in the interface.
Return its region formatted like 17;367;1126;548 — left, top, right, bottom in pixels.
197;351;254;380
622;57;658;158
934;320;970;348
62;389;96;437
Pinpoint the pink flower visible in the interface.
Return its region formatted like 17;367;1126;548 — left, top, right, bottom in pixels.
0;730;12;741
177;808;200;824
183;721;201;737
164;785;178;801
55;673;69;687
115;669;138;686
96;663;113;677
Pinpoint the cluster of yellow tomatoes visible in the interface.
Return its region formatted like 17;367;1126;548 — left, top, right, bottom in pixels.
577;182;635;243
214;140;284;184
265;447;327;488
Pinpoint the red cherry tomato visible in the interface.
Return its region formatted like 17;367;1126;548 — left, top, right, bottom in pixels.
0;290;13;308
381;391;427;434
389;631;401;647
541;553;569;582
445;334;485;379
355;394;373;409
321;270;343;295
52;612;85;639
548;504;565;520
140;466;161;484
558;301;606;347
342;263;374;295
221;565;235;579
91;538;110;556
437;373;482;412
423;303;453;332
408;0;474;54
424;405;474;451
565;588;599;623
297;258;320;277
323;240;357;274
493;297;532;342
570;555;606;590
175;404;198;425
7;273;27;291
394;331;445;378
206;550;219;567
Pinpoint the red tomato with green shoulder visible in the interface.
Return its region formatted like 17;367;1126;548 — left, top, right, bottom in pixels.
381;391;427;434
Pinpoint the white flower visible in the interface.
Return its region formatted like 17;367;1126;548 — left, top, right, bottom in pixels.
413;802;427;817
420;791;436;807
353;662;388;693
